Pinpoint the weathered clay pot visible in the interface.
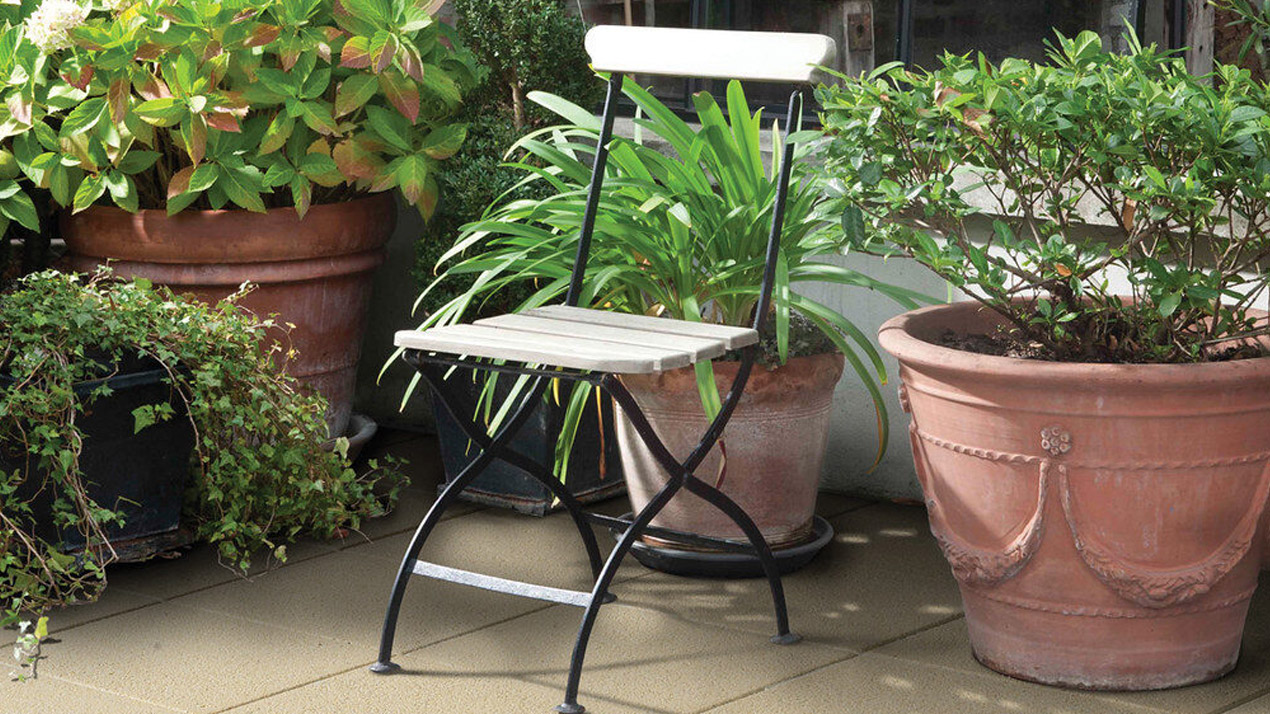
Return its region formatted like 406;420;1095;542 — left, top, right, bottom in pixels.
616;353;844;548
880;301;1270;690
61;194;395;436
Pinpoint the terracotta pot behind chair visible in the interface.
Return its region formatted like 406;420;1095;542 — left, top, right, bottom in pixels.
62;194;396;436
881;301;1270;691
616;353;844;548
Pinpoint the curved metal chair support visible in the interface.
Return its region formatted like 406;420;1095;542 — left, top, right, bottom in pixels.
415;363;606;580
370;376;550;673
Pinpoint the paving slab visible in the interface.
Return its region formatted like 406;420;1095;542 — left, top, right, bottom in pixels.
0;675;182;714
1227;692;1270;713
610;502;963;652
364;601;850;714
32;602;366;713
43;585;163;634
355;499;645;591
222;656;651;714
103;538;339;602
701;652;1167;714
176;549;546;652
814;491;872;519
875;572;1270;714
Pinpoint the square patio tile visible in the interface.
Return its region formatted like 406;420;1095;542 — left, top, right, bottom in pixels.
104;538;339;602
176;549;546;651
610;502;963;651
376;602;849;714
35;602;366;713
222;657;652;714
355;501;646;592
1;675;182;713
815;491;872;519
1226;693;1270;713
46;585;163;634
702;653;1166;714
875;573;1270;714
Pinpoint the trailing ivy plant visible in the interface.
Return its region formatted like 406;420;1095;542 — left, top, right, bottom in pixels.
0;0;480;219
820;31;1270;363
0;270;405;625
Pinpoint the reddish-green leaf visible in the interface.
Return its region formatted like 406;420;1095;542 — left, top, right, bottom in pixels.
340;36;372;69
335;75;378;117
180;114;208;165
107;79;130;123
206;111;241;132
298;101;341;136
134;97;187;127
392;154;429;205
72;173;106;213
379;71;419;123
259;113;295;154
332;137;383;181
421;123;466;160
245;24;281;48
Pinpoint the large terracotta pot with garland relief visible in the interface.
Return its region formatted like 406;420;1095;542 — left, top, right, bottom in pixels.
880;301;1270;691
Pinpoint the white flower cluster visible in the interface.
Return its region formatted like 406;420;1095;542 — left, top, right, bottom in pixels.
24;0;89;55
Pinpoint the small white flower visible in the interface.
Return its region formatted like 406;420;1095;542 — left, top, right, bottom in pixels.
24;0;90;55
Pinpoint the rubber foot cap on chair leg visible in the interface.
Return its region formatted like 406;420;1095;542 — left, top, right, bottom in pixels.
369;661;401;675
601;591;617;604
771;632;802;646
555;702;585;714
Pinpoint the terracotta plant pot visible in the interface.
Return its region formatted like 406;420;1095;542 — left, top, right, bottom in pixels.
61;194;396;436
880;301;1270;690
616;353;844;548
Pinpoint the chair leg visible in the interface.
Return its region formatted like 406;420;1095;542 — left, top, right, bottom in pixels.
417;367;606;581
556;479;682;714
683;477;799;644
371;376;549;674
369;454;492;674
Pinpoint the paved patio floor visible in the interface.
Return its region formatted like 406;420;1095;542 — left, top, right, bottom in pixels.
6;429;1270;714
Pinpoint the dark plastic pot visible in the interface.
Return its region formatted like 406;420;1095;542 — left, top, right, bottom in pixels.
433;368;625;516
1;363;195;561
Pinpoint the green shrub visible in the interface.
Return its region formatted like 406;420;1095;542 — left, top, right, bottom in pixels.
819;31;1270;363
414;0;600;317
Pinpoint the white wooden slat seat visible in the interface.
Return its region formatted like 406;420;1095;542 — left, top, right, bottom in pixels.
393;306;758;375
585;26;837;85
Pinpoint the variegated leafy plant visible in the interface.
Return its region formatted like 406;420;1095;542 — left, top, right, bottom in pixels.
0;0;479;223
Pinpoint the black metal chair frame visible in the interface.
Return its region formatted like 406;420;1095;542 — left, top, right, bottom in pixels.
372;72;805;714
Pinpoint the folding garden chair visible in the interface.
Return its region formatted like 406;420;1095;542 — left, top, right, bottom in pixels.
373;25;837;714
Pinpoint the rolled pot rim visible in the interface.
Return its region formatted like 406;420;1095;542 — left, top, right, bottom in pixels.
879;301;1270;388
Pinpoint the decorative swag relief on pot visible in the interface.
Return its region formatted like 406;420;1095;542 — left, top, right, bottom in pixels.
882;302;1270;692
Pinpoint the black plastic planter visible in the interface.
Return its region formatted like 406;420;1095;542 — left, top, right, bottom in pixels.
433;368;625;516
1;363;196;561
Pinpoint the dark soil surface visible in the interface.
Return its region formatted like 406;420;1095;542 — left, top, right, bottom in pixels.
938;329;1268;363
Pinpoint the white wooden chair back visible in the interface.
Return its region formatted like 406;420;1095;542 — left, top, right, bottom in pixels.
584;26;836;84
